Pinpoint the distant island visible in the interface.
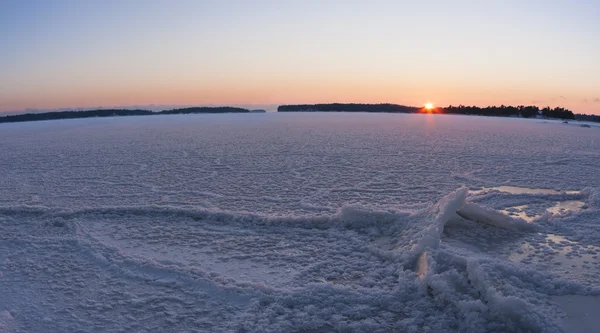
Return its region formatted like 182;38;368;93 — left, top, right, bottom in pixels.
443;105;575;120
278;103;599;122
0;106;251;124
278;103;420;113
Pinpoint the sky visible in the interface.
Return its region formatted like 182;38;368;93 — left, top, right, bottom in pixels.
1;0;599;114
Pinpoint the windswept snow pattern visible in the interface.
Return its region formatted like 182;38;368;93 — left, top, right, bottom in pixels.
0;113;599;332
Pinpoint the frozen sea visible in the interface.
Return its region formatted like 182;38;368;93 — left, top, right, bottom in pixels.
0;113;599;333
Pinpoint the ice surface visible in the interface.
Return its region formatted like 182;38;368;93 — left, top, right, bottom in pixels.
0;311;13;333
0;113;599;332
457;202;532;230
472;186;580;195
552;295;600;333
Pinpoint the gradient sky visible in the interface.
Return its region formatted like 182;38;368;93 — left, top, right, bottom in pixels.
1;0;599;114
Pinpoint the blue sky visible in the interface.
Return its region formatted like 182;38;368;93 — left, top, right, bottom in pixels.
1;0;599;114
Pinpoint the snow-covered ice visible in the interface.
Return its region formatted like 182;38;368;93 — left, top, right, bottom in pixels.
0;113;598;332
551;295;600;333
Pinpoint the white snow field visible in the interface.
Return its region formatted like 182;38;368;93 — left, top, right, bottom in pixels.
0;113;599;332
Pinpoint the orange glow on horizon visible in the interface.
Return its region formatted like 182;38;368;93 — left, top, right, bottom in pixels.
419;102;439;114
1;80;598;115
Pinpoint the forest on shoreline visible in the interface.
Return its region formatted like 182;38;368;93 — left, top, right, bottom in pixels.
1;104;598;124
0;107;251;124
279;103;598;122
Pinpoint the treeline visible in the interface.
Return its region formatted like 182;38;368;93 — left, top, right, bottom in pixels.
0;107;252;124
443;105;575;119
278;103;419;113
2;104;596;124
277;103;599;121
574;113;600;123
160;106;249;114
0;109;152;123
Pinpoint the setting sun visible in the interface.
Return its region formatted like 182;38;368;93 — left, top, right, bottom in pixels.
424;103;434;110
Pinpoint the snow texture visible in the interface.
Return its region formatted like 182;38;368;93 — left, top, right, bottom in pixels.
0;113;599;332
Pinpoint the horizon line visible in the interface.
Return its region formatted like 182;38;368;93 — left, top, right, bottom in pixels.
2;102;596;115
